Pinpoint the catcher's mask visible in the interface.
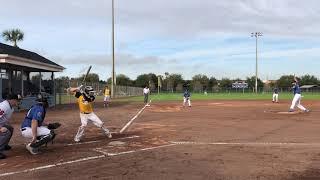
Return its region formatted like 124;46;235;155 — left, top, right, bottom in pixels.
36;94;49;108
83;86;95;100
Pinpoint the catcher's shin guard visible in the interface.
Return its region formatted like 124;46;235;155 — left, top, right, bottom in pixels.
30;131;56;148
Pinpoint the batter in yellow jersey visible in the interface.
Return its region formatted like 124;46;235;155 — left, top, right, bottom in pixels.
77;95;94;113
68;85;112;142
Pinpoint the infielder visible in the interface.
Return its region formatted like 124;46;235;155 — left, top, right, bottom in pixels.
183;89;191;107
272;87;279;103
289;77;310;112
68;86;112;142
0;94;20;159
21;95;60;155
103;85;111;108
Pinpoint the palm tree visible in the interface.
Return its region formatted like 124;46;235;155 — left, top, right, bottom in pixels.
2;29;24;47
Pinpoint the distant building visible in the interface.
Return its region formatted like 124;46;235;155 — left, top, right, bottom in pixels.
0;43;64;108
300;85;319;92
232;81;248;89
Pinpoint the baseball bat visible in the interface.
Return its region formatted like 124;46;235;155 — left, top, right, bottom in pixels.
82;65;92;84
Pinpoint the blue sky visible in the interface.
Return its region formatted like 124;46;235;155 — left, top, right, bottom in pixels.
0;0;319;80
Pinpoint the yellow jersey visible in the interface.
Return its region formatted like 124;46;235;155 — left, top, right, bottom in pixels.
77;95;94;113
104;88;110;96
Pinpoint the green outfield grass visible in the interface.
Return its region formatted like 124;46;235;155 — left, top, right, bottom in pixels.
55;92;320;104
127;92;320;102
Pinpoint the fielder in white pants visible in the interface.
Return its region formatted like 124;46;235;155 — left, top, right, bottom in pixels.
183;90;191;107
289;94;307;112
272;87;279;103
183;97;191;107
289;78;309;112
272;93;279;103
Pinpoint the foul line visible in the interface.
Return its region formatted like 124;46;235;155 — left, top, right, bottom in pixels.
0;143;175;177
0;155;106;177
119;99;152;134
66;135;140;146
170;141;320;146
94;144;176;156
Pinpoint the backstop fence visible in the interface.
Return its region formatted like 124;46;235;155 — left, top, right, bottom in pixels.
54;80;144;105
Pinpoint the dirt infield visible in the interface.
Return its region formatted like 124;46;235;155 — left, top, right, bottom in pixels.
1;100;320;180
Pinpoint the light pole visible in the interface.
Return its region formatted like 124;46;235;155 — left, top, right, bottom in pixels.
111;0;116;98
251;32;262;93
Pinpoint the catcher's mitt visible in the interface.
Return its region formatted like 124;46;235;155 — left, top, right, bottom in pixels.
47;123;61;130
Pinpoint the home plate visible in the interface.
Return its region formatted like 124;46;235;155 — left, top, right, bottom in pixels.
108;141;126;146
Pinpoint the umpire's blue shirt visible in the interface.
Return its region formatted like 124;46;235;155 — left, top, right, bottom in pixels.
21;104;46;128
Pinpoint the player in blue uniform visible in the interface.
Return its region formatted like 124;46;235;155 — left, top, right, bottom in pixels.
21;95;60;154
272;87;279;103
289;77;310;112
183;89;191;107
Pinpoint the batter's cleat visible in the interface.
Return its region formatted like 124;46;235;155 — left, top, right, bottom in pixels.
107;132;112;139
288;109;294;112
0;153;6;159
74;137;80;143
26;143;39;155
304;109;310;113
4;145;11;151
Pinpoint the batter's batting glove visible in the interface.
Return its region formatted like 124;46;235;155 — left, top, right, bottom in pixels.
76;85;84;91
47;123;61;130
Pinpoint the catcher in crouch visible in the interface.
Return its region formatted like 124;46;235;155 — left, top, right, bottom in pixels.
68;86;112;142
21;95;61;155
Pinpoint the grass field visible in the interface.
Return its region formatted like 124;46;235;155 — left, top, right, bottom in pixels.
128;92;320;101
56;92;320;104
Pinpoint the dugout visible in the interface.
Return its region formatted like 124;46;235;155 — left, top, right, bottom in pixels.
0;43;64;109
300;85;319;92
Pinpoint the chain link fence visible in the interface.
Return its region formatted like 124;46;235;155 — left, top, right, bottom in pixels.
54;80;143;105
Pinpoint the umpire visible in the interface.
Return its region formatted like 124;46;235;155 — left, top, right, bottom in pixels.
143;86;150;106
0;94;20;159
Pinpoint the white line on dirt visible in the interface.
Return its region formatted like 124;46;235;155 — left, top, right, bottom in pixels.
93;144;176;156
66;135;140;146
0;155;106;177
170;141;320;146
0;143;175;177
119;99;152;134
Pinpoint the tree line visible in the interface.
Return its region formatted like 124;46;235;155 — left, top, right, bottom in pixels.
55;73;320;92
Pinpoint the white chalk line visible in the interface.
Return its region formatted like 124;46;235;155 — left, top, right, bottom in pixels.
170;141;320;146
119;99;152;134
0;143;175;177
66;135;140;146
0;155;106;177
94;144;176;156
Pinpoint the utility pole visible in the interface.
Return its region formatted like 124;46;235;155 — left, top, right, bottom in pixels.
251;32;263;93
111;0;116;98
